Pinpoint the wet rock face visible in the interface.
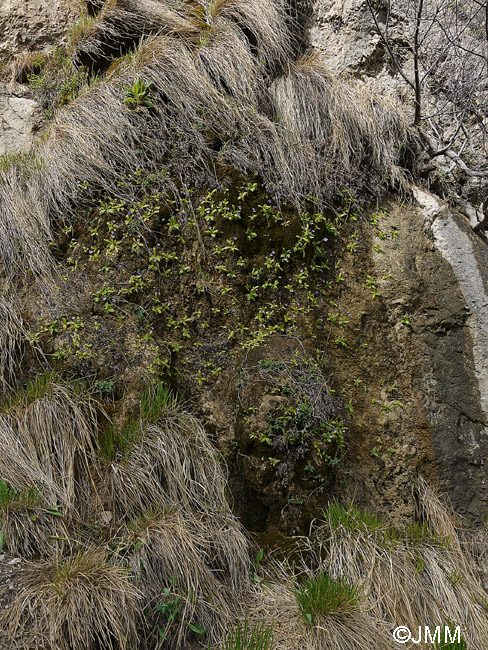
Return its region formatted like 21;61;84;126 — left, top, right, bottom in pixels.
0;0;79;61
414;191;488;518
319;195;488;525
0;85;41;155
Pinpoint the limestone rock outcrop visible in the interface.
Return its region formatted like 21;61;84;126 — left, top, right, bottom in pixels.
0;0;79;61
0;85;41;155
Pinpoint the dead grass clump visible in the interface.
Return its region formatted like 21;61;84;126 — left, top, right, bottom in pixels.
245;579;393;650
71;0;193;70
124;510;235;647
269;52;409;197
0;480;69;557
197;512;250;590
142;415;230;513
239;481;488;650
308;482;488;650
106;393;245;528
102;385;233;517
0;154;56;282
1;548;141;650
0;296;24;391
189;0;291;69
195;23;261;105
0;378;99;522
101;391;250;646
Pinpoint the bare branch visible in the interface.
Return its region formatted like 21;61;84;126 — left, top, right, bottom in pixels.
442;149;488;177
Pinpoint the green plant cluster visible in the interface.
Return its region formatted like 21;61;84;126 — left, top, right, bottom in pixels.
324;500;452;549
155;582;207;642
223;619;273;650
33;171;361;386
124;78;154;107
25;47;89;118
0;480;40;512
294;572;361;627
97;381;177;463
239;354;346;499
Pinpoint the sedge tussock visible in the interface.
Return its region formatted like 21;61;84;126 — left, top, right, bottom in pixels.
142;415;231;514
0;380;99;523
306;483;488;650
0;296;25;391
0;482;69;558
269;52;409;197
106;400;245;525
124;511;235;647
0;158;56;282
71;0;194;66
1;549;141;650
243;579;393;650
189;0;291;68
197;511;250;590
195;22;262;104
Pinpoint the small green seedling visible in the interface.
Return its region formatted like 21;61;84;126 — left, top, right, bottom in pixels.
124;78;154;107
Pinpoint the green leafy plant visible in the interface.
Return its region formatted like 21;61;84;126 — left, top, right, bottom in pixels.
155;584;207;641
223;619;273;650
123;78;154;107
155;587;183;640
140;382;178;421
0;479;41;510
93;378;115;395
249;548;264;583
294;573;361;627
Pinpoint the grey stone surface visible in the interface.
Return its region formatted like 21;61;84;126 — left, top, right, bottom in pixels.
414;189;488;518
0;85;41;155
0;0;79;61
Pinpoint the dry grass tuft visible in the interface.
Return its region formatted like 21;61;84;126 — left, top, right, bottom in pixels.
189;0;291;68
0;152;56;283
0;481;69;558
123;510;235;646
0;378;100;527
0;296;25;391
1;548;141;650
105;392;238;519
100;390;250;646
303;483;488;650
70;0;194;68
269;52;409;198
236;481;488;650
244;578;394;650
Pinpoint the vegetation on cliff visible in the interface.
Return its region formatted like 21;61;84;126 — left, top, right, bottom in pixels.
0;0;487;648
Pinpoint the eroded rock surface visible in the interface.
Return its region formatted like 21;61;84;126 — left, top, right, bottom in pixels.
414;190;488;517
0;0;80;61
0;85;41;155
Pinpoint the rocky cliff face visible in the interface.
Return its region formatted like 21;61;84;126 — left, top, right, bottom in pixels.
0;1;487;649
306;0;488;520
0;0;486;527
0;0;78;61
0;0;78;155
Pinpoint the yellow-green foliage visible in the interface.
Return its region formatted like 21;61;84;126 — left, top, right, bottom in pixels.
0;0;408;286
